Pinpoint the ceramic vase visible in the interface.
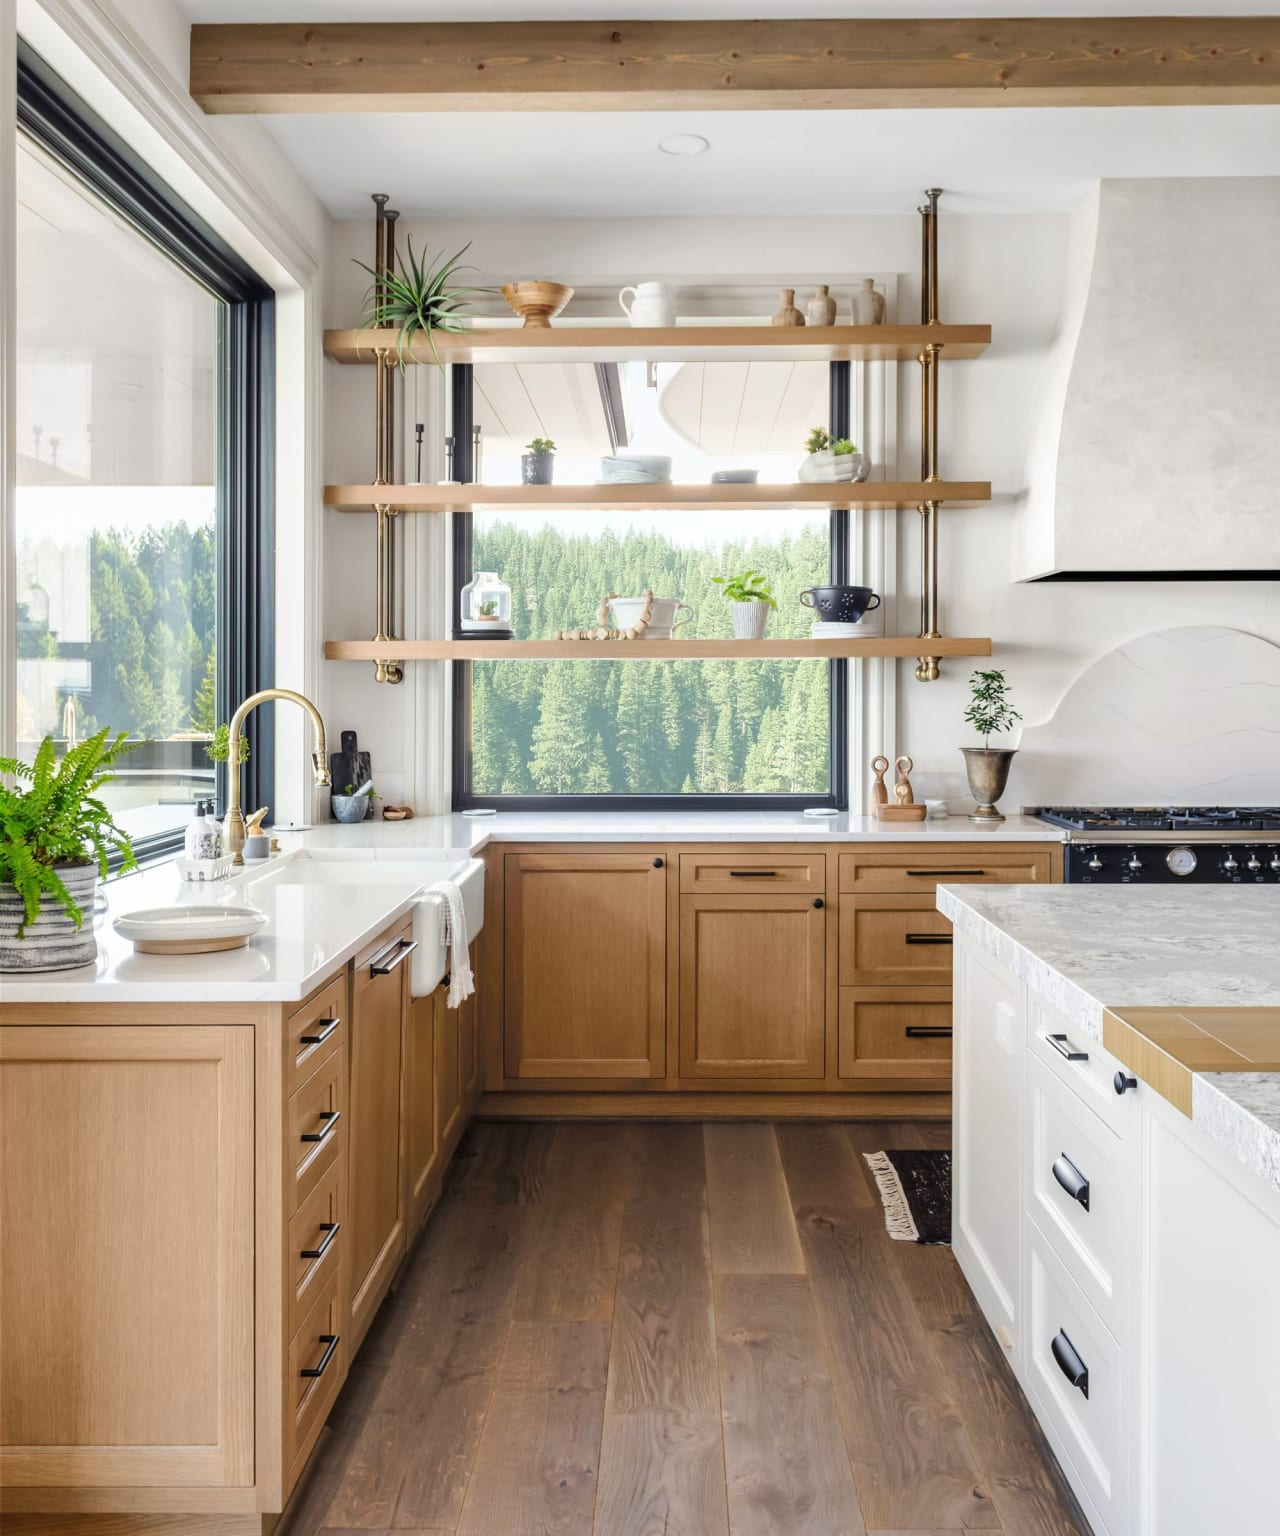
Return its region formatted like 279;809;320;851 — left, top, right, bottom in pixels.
961;747;1017;824
771;288;805;327
851;278;886;325
806;285;837;326
521;454;554;485
0;863;98;972
619;282;677;327
731;600;770;639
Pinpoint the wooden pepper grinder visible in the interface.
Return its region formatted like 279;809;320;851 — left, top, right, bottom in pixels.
870;756;890;808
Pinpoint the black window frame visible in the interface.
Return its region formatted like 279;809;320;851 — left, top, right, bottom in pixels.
451;360;851;812
16;42;275;862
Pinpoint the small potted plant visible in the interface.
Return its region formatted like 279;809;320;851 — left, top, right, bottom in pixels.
0;729;137;972
712;570;778;639
354;236;490;369
961;668;1022;824
799;426;869;484
522;437;557;485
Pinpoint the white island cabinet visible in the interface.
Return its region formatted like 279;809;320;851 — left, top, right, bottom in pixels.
944;884;1280;1536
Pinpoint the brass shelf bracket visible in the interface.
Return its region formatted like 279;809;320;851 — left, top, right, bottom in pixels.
369;196;403;684
915;188;945;682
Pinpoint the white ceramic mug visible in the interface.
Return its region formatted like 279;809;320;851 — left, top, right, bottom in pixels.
619;282;676;328
610;595;693;635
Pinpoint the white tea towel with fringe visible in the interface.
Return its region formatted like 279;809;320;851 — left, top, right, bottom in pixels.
427;880;474;1008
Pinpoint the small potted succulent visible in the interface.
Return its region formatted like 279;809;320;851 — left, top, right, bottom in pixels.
522;437;557;485
799;426;869;484
0;729;137;972
712;570;778;639
961;668;1022;824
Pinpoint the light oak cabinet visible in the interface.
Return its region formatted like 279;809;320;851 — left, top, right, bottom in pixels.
503;851;667;1079
678;893;826;1079
404;987;441;1240
0;1023;255;1493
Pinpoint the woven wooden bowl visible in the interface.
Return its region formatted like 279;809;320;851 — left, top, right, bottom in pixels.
501;280;573;329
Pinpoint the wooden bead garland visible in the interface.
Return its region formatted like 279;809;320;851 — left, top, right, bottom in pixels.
555;589;654;642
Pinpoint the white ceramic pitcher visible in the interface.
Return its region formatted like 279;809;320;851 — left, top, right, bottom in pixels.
619;282;677;328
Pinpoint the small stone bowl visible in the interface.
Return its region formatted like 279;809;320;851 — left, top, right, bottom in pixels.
332;794;370;824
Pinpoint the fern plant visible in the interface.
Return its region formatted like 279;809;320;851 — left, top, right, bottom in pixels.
355;237;490;370
0;730;138;936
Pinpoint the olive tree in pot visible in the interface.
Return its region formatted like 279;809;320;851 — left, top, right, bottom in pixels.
0;730;137;972
961;668;1022;824
522;437;556;485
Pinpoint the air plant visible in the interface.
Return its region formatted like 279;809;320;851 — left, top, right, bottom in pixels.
354;237;491;369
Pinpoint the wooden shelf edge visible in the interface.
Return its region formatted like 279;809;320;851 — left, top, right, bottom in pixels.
323;481;992;512
323;323;992;365
323;637;993;662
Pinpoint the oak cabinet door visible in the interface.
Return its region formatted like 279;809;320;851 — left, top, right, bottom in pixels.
504;853;667;1080
436;980;465;1150
679;895;826;1080
403;989;441;1239
348;927;410;1350
0;1024;254;1490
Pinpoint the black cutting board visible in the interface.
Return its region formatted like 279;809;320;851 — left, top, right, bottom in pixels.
330;729;373;818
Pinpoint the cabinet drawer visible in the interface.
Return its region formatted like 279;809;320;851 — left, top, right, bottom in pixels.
289;1045;346;1213
1027;1053;1131;1334
1025;1224;1125;1536
840;895;954;986
839;846;1056;894
1028;997;1135;1140
287;975;345;1095
838;988;952;1083
287;1154;344;1339
286;1263;346;1480
679;852;825;894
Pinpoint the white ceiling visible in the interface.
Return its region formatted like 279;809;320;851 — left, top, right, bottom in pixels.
174;1;1280;217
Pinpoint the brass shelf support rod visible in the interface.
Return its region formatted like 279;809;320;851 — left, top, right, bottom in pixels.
916;187;944;682
369;194;403;684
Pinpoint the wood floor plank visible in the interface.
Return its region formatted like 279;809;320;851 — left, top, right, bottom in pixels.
704;1123;805;1275
606;1124;719;1416
716;1272;867;1536
849;1122;1091;1536
776;1124;994;1532
512;1123;635;1323
594;1410;730;1536
454;1320;611;1536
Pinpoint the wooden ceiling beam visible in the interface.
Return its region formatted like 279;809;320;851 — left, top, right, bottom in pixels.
190;17;1280;114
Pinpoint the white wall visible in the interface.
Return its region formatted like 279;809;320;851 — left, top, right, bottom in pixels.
321;207;1280;813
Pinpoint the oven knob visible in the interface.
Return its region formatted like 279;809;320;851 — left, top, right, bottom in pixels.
1271;855;1280;873
1248;855;1263;872
1087;853;1104;871
1127;854;1143;873
1223;854;1240;874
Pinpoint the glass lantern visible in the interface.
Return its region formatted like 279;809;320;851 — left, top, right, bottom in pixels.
459;571;514;638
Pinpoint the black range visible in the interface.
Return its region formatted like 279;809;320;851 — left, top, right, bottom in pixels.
1030;807;1280;884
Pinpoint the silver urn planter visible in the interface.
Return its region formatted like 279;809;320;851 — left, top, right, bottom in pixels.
961;747;1017;825
0;863;99;972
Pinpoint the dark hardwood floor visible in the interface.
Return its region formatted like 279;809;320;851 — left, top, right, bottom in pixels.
281;1120;1090;1536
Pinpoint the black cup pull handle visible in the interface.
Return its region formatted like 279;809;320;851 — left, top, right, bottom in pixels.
1052;1153;1090;1211
905;933;953;945
905;1025;953;1038
300;1334;340;1380
906;869;985;877
300;1221;340;1261
300;1109;340;1145
298;1016;340;1049
729;869;777;878
1051;1329;1089;1399
1047;1032;1089;1063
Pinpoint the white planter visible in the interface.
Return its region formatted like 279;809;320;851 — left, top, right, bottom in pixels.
798;450;869;484
731;600;770;639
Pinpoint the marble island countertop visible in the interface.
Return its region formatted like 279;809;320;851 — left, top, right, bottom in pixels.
938;883;1280;1196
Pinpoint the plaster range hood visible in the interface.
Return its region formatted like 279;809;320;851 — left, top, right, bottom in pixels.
1018;177;1280;582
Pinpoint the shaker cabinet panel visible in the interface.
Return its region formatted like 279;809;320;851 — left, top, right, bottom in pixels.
504;853;667;1080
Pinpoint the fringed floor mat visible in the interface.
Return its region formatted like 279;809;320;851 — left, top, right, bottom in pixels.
863;1148;952;1244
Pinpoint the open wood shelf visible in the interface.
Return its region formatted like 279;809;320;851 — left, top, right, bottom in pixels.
323;323;991;366
323;637;993;662
324;481;991;513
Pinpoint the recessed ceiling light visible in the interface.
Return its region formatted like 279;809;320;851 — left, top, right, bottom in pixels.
658;133;710;157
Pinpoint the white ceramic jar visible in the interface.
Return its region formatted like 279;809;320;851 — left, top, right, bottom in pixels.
619;282;677;327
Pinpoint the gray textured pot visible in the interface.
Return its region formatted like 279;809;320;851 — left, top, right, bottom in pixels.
521;453;553;485
961;747;1017;825
0;864;99;972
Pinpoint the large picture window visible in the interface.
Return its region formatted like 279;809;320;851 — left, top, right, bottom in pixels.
14;46;274;856
452;350;852;809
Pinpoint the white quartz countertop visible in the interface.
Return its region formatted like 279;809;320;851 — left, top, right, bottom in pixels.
938;883;1280;1195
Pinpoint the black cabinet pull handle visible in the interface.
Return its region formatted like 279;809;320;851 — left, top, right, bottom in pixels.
370;937;418;976
905;1025;953;1038
1047;1032;1089;1063
300;1333;340;1379
652;857;664;868
1114;1071;1138;1096
298;1016;340;1049
729;869;777;877
906;868;985;877
300;1221;340;1261
1051;1329;1089;1398
905;933;952;945
1052;1153;1090;1211
813;898;824;909
300;1109;340;1145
